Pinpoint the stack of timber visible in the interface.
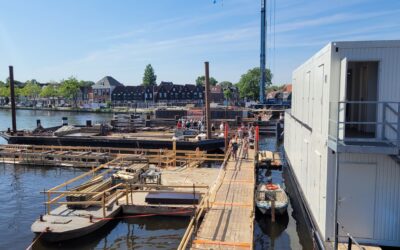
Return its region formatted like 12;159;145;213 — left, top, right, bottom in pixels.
66;177;112;209
111;114;145;132
111;161;149;185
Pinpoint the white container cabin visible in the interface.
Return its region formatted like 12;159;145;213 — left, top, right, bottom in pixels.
284;40;400;248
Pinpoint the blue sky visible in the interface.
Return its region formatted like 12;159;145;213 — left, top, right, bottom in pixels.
1;0;400;85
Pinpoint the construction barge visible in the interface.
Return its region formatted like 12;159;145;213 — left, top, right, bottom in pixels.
0;114;225;151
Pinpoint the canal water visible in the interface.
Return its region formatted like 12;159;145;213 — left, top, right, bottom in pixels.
0;109;313;249
255;137;314;250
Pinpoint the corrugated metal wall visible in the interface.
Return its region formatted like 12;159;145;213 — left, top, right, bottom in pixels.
285;43;333;240
285;40;400;246
339;153;400;246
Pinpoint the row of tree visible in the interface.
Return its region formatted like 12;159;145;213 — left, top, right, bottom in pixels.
0;77;90;107
0;65;276;106
142;64;274;101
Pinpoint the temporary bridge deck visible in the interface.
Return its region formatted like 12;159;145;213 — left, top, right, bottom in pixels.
179;143;256;250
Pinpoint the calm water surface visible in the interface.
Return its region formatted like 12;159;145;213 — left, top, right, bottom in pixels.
0;110;312;249
255;137;314;250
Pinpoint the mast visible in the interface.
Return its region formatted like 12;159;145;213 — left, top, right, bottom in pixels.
259;0;267;103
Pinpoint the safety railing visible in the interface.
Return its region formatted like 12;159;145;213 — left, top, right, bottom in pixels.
329;101;400;149
336;221;366;250
177;146;232;250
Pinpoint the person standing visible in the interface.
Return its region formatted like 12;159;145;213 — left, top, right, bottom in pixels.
177;120;182;129
230;135;238;160
242;138;249;159
219;122;224;132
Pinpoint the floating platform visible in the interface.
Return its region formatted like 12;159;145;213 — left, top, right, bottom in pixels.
31;204;121;242
258;150;282;168
31;161;219;242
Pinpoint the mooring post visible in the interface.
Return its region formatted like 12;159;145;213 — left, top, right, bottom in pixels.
271;199;276;222
173;139;177;168
224;122;229;152
255;125;260;154
125;183;129;204
204;62;211;139
9;66;17;133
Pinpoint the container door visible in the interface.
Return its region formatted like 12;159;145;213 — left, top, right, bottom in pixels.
338;58;347;140
338;162;376;239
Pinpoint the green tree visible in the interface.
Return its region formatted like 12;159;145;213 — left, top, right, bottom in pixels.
0;86;10;97
195;76;218;86
79;80;94;87
142;64;157;86
59;77;81;107
267;85;280;93
22;81;42;104
40;84;59;106
236;67;272;101
223;88;232;105
219;81;233;90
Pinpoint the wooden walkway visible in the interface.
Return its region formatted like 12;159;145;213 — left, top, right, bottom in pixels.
190;144;255;249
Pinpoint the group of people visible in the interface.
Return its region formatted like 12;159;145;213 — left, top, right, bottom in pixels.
176;118;205;131
176;119;227;135
229;123;255;161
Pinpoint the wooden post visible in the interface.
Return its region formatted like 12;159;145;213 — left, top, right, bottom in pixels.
224;122;229;152
204;62;211;139
102;192;106;218
130;184;133;203
255;125;260;154
271;199;276;223
47;192;51;215
9;66;17;133
125;183;129;204
173;139;177;168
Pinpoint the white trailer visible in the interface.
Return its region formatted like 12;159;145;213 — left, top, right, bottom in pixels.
284;40;400;248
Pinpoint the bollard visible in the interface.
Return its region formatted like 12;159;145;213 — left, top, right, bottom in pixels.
36;119;41;128
62;117;68;126
89;215;93;223
86;120;92;127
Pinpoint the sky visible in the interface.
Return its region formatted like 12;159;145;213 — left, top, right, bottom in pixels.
0;0;400;86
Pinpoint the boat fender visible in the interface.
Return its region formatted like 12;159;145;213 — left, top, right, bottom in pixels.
265;184;278;190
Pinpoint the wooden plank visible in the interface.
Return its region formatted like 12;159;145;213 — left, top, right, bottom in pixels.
189;144;255;249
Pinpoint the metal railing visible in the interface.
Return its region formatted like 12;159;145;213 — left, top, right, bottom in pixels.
329;101;400;149
336;221;366;250
177;146;232;250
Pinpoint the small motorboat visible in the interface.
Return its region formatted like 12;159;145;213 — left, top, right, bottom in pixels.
256;183;288;215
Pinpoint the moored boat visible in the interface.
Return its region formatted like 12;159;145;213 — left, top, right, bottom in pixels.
256;183;288;215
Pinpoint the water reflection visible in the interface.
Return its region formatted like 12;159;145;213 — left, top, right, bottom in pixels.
34;216;189;250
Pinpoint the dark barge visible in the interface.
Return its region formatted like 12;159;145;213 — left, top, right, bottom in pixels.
0;133;224;151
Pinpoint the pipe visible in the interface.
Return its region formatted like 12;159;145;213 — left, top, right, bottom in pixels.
9;66;17;133
204;62;211;139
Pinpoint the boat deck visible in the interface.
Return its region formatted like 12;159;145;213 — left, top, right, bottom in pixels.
190;144;255;249
31;203;121;241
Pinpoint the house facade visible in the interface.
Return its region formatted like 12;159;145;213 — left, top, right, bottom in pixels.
284;40;400;248
111;81;205;106
91;76;123;104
